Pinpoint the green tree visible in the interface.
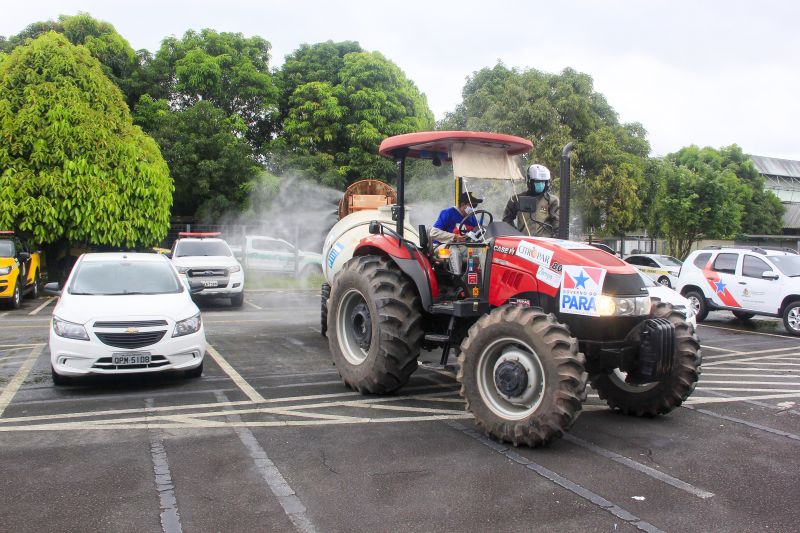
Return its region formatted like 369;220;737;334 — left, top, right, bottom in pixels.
0;33;172;265
653;148;749;257
143;29;278;148
440;64;649;236
0;13;141;108
276;42;434;188
134;96;260;219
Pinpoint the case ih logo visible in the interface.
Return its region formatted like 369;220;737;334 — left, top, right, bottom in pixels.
559;265;607;316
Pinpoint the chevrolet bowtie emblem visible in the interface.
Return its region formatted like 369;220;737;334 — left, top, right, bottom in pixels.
126;327;139;333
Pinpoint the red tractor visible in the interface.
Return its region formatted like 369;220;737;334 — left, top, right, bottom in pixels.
323;131;701;447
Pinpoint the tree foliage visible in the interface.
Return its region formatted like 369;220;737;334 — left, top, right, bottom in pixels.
275;42;434;188
134;96;259;220
142;29;278;148
0;13;141;108
0;32;172;249
440;64;649;236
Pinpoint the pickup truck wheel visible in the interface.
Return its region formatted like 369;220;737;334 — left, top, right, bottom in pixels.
28;271;40;299
457;306;586;447
320;282;330;337
684;290;708;322
328;255;423;394
231;291;244;308
590;303;701;417
782;301;800;336
657;276;671;288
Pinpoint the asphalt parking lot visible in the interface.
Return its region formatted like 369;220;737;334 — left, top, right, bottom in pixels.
2;292;799;532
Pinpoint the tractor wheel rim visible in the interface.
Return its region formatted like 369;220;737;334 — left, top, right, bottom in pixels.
609;369;659;392
337;288;371;365
477;337;545;420
788;307;800;331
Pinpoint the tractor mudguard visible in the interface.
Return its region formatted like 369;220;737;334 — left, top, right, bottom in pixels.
354;237;438;310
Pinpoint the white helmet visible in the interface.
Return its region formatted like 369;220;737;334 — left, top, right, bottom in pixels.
526;164;551;193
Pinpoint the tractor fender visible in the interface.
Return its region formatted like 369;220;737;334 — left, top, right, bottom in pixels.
354;240;438;310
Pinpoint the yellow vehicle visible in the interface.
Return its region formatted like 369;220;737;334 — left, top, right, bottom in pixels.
0;231;43;308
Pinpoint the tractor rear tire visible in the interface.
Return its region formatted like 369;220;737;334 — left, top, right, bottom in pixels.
328;255;423;394
320;282;330;337
590;302;701;417
457;306;586;447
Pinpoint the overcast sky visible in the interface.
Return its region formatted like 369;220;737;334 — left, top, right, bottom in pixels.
3;1;799;160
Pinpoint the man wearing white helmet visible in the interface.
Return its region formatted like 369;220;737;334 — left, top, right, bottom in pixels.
502;163;559;237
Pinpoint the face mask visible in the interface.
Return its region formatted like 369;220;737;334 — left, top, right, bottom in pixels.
532;181;546;194
464;206;475;215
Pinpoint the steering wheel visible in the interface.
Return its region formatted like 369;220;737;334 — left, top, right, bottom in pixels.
458;209;494;241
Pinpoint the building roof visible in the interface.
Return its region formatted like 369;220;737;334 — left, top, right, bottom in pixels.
751;155;800;179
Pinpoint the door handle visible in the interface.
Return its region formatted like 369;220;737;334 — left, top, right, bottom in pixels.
738;282;746;285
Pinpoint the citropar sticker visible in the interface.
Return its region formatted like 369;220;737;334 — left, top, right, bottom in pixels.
516;240;554;269
559;265;607;316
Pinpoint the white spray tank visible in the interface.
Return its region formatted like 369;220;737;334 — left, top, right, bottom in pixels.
322;205;419;283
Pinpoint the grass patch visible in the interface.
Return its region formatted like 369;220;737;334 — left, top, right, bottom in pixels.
244;270;325;290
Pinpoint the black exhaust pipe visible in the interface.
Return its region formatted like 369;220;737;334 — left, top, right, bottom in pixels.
559;142;574;240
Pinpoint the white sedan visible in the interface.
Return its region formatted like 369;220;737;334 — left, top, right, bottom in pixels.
625;254;683;288
636;271;697;328
47;253;206;385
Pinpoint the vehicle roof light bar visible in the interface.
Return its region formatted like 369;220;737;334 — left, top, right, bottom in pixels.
178;232;221;238
0;230;15;235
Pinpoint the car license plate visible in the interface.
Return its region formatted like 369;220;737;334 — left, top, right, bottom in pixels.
112;352;151;365
202;280;218;287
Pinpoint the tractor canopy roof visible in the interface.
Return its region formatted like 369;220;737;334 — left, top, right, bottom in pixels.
379;131;532;182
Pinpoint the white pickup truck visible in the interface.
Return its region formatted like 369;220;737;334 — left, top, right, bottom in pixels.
237;235;323;278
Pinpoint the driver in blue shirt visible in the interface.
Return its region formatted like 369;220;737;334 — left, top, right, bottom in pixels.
430;192;483;244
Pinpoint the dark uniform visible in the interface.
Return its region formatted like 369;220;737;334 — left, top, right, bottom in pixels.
502;191;559;237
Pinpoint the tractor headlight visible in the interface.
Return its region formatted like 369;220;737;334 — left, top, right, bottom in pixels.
596;295;652;317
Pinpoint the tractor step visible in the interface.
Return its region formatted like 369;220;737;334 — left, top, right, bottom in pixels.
429;299;489;317
424;334;450;344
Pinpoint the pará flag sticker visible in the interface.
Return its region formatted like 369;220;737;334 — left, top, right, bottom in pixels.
560;265;607;316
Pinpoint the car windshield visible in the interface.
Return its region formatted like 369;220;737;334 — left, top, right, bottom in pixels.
69;260;183;295
656;255;683;267
0;240;14;257
768;255;800;277
175;240;231;257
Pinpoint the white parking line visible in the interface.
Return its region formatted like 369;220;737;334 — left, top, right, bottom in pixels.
563;434;714;499
703;346;799;360
703;373;800;379
215;391;317;533
206;345;265;402
244;299;263;310
0;345;43;417
685;393;800;405
28;297;55;316
704;353;800;367
0;343;46;349
700;323;800;340
0;311;8;318
701;380;800;386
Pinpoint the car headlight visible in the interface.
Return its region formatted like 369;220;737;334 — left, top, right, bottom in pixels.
0;266;11;275
52;317;90;340
176;266;189;274
596;295;652;317
173;313;201;337
228;265;241;273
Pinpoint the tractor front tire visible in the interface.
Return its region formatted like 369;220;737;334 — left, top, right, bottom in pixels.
320;282;330;337
590;302;701;417
457;306;586;447
328;255;423;394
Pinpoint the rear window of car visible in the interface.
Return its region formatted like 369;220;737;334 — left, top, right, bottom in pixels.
769;255;800;277
712;253;738;275
692;253;711;269
656;255;683;267
625;256;644;266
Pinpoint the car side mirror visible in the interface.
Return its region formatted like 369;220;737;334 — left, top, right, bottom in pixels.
18;251;30;261
43;282;62;296
762;271;779;280
368;221;382;235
